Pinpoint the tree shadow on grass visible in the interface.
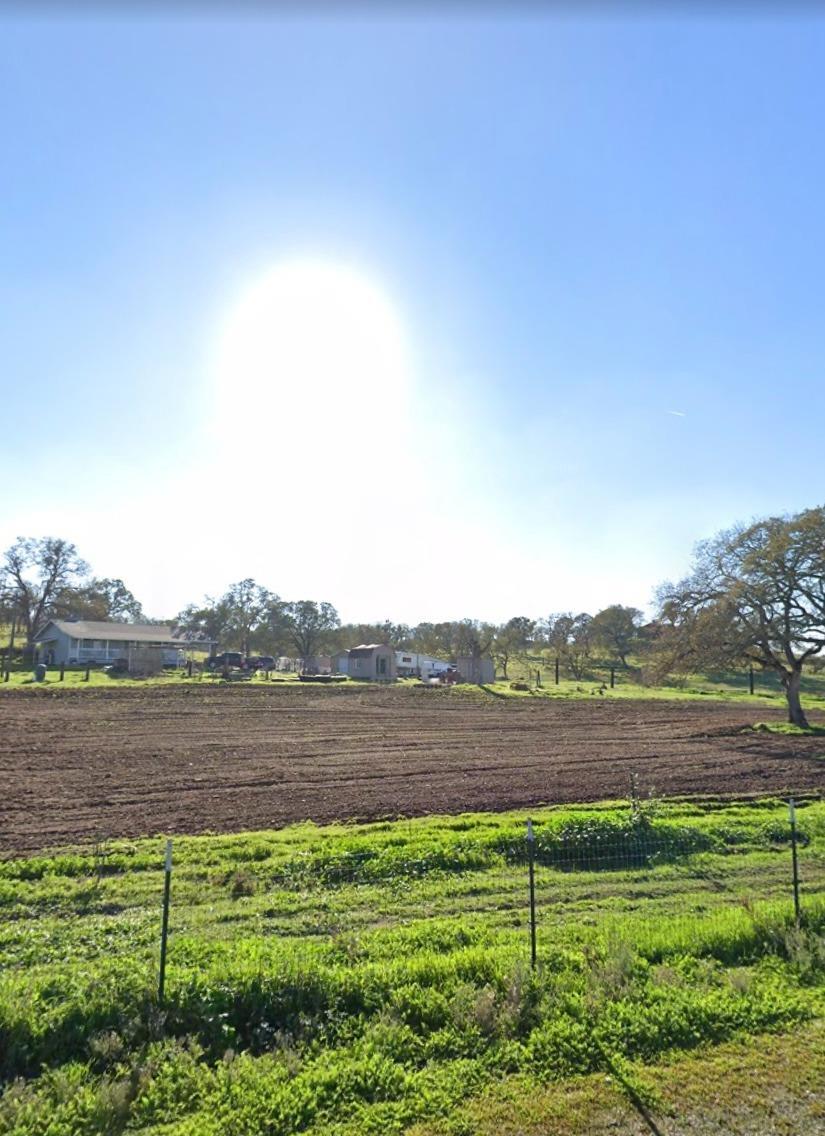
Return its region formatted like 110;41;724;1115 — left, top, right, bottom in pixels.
478;684;510;700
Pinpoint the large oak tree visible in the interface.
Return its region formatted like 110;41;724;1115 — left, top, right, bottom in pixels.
283;600;340;660
656;506;825;727
541;612;593;680
177;579;276;655
1;537;89;650
492;616;535;679
55;578;144;623
591;604;644;666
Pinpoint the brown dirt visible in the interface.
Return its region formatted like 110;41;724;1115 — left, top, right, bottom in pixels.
1;684;823;854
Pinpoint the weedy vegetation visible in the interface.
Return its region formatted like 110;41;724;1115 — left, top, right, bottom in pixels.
1;798;824;1134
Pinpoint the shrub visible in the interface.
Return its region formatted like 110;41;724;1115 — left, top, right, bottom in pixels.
226;870;258;898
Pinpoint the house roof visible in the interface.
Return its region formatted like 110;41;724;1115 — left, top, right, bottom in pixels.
348;643;392;657
35;620;194;646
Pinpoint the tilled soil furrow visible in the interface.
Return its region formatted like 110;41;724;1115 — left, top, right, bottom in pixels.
1;686;822;852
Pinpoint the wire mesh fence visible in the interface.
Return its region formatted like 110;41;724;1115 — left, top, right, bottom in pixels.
2;789;823;993
139;791;825;995
3;788;825;1135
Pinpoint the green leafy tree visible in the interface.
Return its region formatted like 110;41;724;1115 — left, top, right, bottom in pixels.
590;604;643;666
335;621;411;650
454;618;496;662
656;506;825;727
256;594;291;656
409;622;460;659
384;622;412;648
54;578;145;623
177;579;275;655
493;616;535;679
542;612;593;680
283;600;340;660
176;599;233;649
223;579;273;656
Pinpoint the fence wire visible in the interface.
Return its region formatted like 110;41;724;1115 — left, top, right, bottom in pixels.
2;793;823;992
139;793;825;986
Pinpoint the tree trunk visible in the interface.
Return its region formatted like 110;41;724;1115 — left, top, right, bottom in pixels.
783;667;809;728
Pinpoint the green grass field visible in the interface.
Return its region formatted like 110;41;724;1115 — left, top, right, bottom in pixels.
2;798;824;1134
0;665;305;691
501;652;825;709
3;662;825;722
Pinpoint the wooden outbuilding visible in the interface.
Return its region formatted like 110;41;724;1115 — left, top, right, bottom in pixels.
347;644;397;681
456;655;495;684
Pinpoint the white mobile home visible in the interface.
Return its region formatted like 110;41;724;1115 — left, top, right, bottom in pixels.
394;651;452;678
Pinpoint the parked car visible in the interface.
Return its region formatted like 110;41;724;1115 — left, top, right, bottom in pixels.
246;655;276;671
206;652;245;670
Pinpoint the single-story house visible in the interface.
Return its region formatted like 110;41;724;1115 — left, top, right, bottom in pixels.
348;644;397;681
395;651;452;678
456;655;495;684
33;620;204;667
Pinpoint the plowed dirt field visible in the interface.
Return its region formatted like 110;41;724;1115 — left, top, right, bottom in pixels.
1;684;823;853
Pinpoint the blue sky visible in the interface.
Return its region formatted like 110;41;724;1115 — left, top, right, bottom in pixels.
3;10;824;622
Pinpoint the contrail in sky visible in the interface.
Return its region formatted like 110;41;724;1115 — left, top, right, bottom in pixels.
666;410;686;417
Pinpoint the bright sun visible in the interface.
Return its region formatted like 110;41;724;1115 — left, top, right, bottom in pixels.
213;260;411;450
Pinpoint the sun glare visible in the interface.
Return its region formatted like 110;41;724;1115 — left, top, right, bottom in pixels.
213;260;411;450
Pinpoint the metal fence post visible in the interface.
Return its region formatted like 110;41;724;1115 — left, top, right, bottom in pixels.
527;818;537;968
789;799;801;925
158;839;173;1003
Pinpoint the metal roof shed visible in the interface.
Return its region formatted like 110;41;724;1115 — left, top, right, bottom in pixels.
347;643;397;681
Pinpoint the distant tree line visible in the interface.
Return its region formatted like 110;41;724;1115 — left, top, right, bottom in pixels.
2;503;823;725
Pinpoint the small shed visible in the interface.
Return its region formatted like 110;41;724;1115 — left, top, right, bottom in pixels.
348;644;397;681
332;650;350;675
456;655;495;684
